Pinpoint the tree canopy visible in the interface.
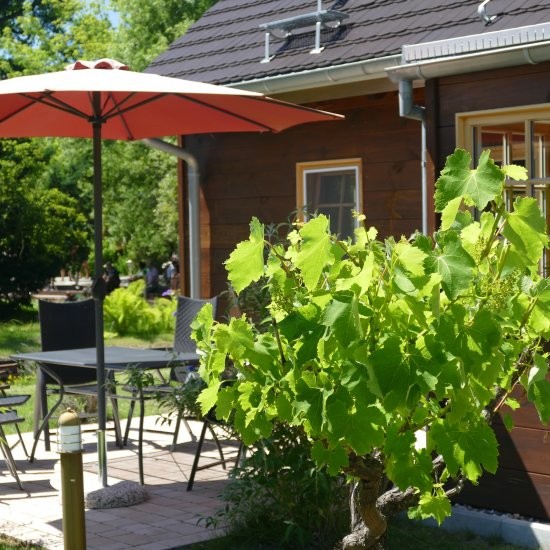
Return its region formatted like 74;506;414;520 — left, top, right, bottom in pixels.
0;0;213;309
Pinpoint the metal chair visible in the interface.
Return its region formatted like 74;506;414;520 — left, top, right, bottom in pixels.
122;295;218;484
0;361;30;489
30;299;122;462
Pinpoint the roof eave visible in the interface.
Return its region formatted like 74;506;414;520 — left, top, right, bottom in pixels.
225;54;401;94
387;40;550;81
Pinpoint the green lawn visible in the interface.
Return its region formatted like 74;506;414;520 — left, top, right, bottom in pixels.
183;516;530;549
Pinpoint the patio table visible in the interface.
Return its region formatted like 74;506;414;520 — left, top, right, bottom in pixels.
10;346;200;483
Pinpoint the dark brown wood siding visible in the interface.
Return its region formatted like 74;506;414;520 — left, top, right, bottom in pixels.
184;90;424;301
428;60;550;170
431;61;550;521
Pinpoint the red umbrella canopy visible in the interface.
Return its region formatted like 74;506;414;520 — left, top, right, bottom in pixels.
0;58;343;139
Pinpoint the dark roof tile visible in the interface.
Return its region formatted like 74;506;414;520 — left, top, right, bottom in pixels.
147;0;550;84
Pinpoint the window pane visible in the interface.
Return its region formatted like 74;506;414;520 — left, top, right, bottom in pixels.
532;121;550;178
304;166;358;239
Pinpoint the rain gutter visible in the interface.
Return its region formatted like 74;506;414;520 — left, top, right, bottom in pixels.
386;40;550;82
225;54;401;94
142;138;201;299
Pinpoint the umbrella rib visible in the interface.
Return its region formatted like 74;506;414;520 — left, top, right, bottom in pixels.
101;92;136;139
173;94;274;131
18;91;91;120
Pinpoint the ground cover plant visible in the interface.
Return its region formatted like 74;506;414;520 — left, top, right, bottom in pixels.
193;148;550;549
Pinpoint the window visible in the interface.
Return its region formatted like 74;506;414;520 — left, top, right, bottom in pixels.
457;106;550;276
296;158;362;240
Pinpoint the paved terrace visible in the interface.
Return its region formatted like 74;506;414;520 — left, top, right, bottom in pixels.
0;417;238;549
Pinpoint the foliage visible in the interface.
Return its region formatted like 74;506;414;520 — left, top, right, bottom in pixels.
103;281;176;337
0;140;91;308
203;423;349;550
101;140;179;268
155;370;206;421
193;148;549;547
109;0;217;71
0;0;112;77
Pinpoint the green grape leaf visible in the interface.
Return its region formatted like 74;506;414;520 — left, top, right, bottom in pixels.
294;376;324;434
295;215;334;290
427;236;475;300
502;413;514;432
395;241;427;277
368;336;411;409
191;302;214;347
213;317;254;359
385;426;434;492
440;196;463;231
234;408;272;446
503;197;548;265
411;492;452;525
527;379;550;425
311;440;349;475
320;292;362;347
197;383;221;416
225;217;265;293
435;149;503;212
502;164;528;181
429;418;498;481
346;402;385;455
216;385;237;420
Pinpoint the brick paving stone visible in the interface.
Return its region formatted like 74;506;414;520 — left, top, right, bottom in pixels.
0;417;234;549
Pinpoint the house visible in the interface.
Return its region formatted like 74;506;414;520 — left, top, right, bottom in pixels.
147;0;550;520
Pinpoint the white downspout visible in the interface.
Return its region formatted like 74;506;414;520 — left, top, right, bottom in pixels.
142;138;201;299
398;80;428;235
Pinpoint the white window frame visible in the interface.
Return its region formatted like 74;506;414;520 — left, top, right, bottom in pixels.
456;105;550;276
296;158;363;239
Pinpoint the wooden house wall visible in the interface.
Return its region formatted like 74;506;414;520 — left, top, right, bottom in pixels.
185;90;424;302
426;60;550;170
429;61;550;521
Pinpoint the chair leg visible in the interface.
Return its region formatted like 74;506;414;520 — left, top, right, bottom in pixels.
170;411;196;451
29;388;64;463
0;425;24;490
187;421;208;491
207;423;226;469
33;371;51;452
13;425;29;460
109;397;123;448
138;390;144;485
123;392;138;446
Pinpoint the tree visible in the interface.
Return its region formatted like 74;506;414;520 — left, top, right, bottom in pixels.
109;0;217;71
193;149;550;549
0;0;112;308
0;140;90;308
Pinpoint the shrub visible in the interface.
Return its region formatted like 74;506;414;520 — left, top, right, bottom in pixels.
204;423;349;549
103;280;176;337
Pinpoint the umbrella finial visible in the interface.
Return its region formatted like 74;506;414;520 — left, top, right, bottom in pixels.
67;59;129;71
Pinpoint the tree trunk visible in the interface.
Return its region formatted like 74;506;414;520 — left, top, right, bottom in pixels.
342;455;387;549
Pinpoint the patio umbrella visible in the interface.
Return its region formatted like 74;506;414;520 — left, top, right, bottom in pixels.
0;59;342;487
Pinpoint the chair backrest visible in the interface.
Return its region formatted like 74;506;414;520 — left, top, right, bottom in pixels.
173;295;217;354
38;299;97;385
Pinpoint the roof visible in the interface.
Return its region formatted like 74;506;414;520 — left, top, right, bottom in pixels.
147;0;550;86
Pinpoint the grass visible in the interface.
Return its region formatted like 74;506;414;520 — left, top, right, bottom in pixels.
183;516;531;549
0;305;174;435
0;536;44;550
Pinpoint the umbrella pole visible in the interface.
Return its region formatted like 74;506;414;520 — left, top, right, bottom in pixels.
92;93;108;488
